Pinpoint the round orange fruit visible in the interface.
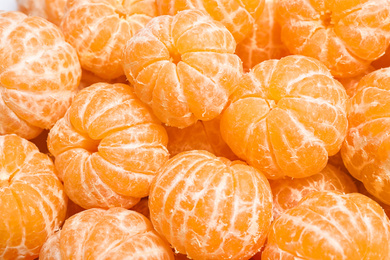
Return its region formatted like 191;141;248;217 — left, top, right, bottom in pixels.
122;9;243;128
0;134;67;260
341;67;390;205
262;191;390;259
221;55;348;179
47;82;170;209
0;11;81;140
39;208;175;259
61;0;157;80
276;0;390;78
149;150;273;260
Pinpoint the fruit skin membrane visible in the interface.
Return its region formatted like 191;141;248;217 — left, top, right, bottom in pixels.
341;67;390;206
221;55;348;179
39;208;175;260
122;9;243;128
48;82;170;209
0;134;68;260
0;11;81;140
149;150;273;260
262;191;390;259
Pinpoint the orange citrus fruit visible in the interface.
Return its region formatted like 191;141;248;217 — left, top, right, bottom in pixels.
357;181;390;219
276;0;390;78
47;82;170;209
0;11;81;140
16;0;66;26
235;0;289;72
156;0;265;43
166;116;238;160
122;9;243;128
61;0;157;80
0;134;67;260
262;191;390;259
149;150;273;260
270;163;357;219
221;55;348;179
39;208;175;259
341;67;390;205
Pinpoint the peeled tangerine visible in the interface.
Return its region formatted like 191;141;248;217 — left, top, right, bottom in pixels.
262;191;390;259
39;208;174;260
0;134;67;260
156;0;265;43
341;68;390;206
47;82;169;209
149;150;273;260
270;163;357;219
276;0;390;78
122;9;243;128
61;0;157;80
221;55;348;179
0;11;81;140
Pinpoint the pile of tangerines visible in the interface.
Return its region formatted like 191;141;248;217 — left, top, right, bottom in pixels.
2;0;390;259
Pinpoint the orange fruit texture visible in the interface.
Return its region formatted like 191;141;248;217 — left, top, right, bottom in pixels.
39;208;175;259
261;191;390;259
156;0;265;44
270;163;357;219
61;0;157;80
341;67;390;206
122;9;243;128
0;11;81;140
276;0;390;78
0;134;67;260
149;150;273;260
16;0;67;26
47;82;170;209
77;68;128;91
235;0;290;72
165;115;238;161
221;55;348;179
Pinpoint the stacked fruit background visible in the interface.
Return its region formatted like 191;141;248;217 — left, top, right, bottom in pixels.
2;0;390;259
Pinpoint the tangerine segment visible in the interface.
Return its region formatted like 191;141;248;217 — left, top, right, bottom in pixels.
236;0;289;71
0;134;67;260
0;11;81;139
341;68;390;205
276;0;390;78
262;191;390;259
61;0;157;80
221;55;348;179
39;231;61;260
48;83;169;209
39;208;174;259
149;150;273;260
166;115;238;160
122;9;243;128
270;163;357;219
156;0;265;43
